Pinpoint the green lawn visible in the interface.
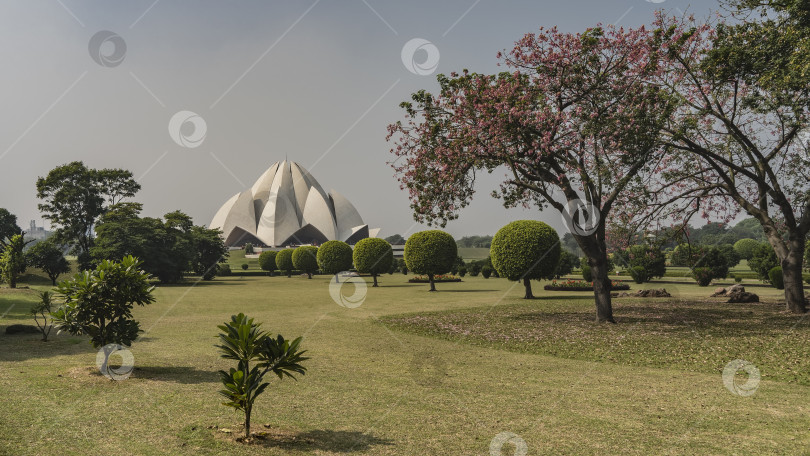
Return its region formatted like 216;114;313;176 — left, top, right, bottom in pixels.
1;272;808;455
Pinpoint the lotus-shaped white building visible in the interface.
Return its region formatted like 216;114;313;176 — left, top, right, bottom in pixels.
210;161;379;247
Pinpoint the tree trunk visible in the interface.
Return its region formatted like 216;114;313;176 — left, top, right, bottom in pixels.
287;270;291;278
372;273;378;287
244;403;252;439
589;255;615;323
781;239;807;313
428;274;436;291
307;272;312;279
575;229;615;323
523;277;534;299
9;275;15;289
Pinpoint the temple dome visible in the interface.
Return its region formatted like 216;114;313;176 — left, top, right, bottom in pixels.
210;161;379;247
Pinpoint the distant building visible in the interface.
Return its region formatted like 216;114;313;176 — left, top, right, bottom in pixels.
210;160;379;247
25;220;52;241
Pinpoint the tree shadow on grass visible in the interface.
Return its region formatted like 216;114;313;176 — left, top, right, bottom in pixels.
135;365;218;384
154;280;246;288
508;300;803;335
439;289;500;293
245;429;394;453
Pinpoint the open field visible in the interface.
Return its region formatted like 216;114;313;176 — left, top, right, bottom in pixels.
1;272;809;455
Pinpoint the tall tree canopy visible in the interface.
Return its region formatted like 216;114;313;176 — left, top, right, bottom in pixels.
388;25;672;322
0;208;21;242
36;162;139;269
635;7;810;313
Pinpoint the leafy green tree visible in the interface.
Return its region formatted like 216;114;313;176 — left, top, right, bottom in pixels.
691;247;731;285
317;240;353;282
353;238;394;287
650;6;810;312
27;239;70;285
749;243;779;282
729;218;767;242
769;266;785;289
216;313;308;439
555;249;578;279
275;249;294;277
614;245;666;282
734;238;760;260
0;234;27;288
31;291;55;341
292;246;318;279
0;208;21;242
490;221;561;299
384;234;406;245
397;258;408;275
51;255;155;372
190;226;228;280
717;244;742;268
91;204;192;283
404;230;457;291
244;243;254;255
36;162;139;270
629;266;648;284
258;251;278;276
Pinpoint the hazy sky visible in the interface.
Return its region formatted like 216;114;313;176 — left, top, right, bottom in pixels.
0;0;716;239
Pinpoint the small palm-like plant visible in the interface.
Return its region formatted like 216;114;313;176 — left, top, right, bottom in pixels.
216;313;308;439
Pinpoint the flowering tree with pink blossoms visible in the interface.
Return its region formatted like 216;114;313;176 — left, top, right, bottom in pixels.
387;25;674;323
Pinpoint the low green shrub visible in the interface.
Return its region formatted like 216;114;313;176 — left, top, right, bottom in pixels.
481;266;492;279
217;264;232;276
692;267;713;287
581;265;593;282
241;263;249;270
769;267;784;289
629;266;647;284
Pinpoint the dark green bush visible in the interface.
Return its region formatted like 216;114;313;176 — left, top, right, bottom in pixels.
275;249;294;277
581;265;593;282
243;243;254;254
769;266;784;289
258;250;277;274
481;266;492;279
292;246;319;279
490;220;560;281
217;263;232;276
749;243;778;282
692;267;713;286
458;266;467;277
733;238;760;260
555;250;578;278
353;238;394;287
241;263;249;270
316;240;353;276
734;275;742;283
629;266;647;284
615;245;665;281
404;230;457;290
